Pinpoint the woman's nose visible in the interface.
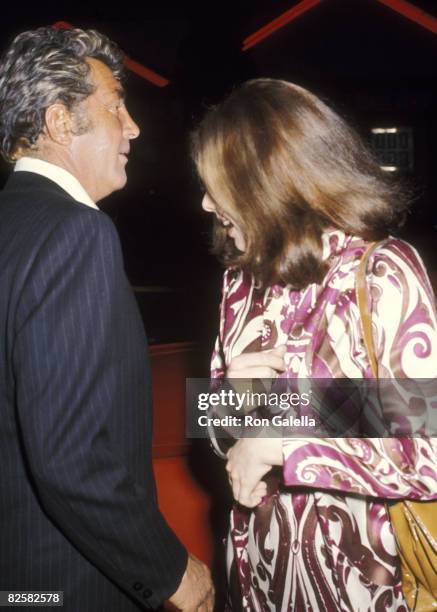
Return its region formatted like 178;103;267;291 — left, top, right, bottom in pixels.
202;193;216;213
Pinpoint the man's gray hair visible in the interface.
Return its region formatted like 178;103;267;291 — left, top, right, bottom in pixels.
0;27;125;161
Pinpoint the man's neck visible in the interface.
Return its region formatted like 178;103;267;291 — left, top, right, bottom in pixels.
15;156;98;210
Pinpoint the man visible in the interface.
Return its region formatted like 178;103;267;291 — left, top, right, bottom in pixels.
0;27;214;611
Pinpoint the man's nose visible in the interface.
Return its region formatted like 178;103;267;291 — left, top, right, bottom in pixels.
122;106;140;140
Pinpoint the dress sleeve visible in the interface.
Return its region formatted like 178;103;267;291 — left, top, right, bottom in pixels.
282;240;437;499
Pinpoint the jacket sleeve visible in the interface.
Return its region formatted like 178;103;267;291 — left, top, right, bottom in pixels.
282;241;437;499
12;208;187;609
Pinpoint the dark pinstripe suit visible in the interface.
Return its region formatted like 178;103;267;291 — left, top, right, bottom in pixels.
0;171;187;610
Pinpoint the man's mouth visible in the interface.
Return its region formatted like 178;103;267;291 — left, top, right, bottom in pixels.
119;145;130;160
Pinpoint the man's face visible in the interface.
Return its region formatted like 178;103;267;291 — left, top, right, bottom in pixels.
69;57;140;202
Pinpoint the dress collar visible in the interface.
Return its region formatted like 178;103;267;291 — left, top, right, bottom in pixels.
321;228;353;261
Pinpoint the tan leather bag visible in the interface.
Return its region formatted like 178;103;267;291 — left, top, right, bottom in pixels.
356;242;437;611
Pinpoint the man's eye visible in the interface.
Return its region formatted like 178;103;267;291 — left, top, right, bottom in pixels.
107;101;124;114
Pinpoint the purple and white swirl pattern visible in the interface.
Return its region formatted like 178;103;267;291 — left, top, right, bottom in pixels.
211;230;437;611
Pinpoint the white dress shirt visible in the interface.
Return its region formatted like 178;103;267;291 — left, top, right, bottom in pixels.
14;157;98;210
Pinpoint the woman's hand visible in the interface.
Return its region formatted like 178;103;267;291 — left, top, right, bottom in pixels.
224;345;286;506
226;437;283;507
226;345;287;379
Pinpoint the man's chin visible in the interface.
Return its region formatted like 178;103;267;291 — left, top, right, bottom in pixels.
116;174;128;190
95;175;127;202
111;173;128;194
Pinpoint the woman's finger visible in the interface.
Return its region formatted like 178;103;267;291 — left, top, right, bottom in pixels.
228;350;286;374
252;480;268;497
227;366;280;378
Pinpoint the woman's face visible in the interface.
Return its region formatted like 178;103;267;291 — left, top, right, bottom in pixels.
202;193;246;251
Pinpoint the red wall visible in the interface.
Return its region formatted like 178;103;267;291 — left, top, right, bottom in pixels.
150;342;216;566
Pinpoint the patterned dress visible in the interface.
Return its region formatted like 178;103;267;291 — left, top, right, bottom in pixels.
210;230;437;611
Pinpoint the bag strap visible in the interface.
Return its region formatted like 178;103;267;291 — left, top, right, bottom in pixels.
355;242;382;379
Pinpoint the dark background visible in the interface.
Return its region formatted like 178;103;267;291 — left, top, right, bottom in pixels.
1;0;436;350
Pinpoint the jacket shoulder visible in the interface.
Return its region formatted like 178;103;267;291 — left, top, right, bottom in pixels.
0;172;116;250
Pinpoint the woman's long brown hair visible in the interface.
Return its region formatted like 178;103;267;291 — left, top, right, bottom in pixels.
192;79;408;289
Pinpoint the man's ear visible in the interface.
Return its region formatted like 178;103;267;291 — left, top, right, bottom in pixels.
44;104;74;145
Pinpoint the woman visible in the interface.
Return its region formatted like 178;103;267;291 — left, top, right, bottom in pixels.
191;79;437;611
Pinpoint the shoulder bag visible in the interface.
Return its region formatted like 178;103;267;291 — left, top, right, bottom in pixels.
356;242;437;611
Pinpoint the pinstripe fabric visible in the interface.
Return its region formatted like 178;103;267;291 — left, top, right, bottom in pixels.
0;171;187;611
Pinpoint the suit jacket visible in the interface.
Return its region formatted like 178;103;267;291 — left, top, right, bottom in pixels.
0;171;187;611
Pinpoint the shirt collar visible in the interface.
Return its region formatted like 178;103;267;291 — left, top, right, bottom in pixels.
14;157;98;210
